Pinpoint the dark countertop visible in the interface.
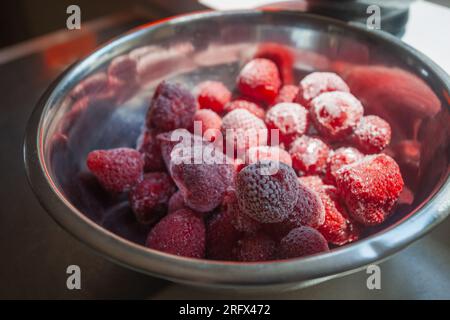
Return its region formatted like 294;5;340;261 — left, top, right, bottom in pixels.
0;11;169;299
0;7;449;299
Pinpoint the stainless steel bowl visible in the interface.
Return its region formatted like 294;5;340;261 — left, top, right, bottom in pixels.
24;10;450;291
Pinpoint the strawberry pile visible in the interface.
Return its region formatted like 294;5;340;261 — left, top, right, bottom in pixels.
86;57;404;261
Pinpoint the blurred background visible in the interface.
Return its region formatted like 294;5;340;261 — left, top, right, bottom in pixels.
0;0;449;299
1;0;448;49
0;0;198;48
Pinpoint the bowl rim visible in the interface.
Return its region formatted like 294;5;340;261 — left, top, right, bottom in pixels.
24;10;450;286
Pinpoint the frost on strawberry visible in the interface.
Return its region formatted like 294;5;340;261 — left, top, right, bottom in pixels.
336;154;404;226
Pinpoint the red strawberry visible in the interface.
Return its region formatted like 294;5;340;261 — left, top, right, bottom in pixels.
237;58;281;105
195;80;231;113
87;148;143;193
351;115;391;154
295;72;349;109
289;135;330;176
129;172;176;224
224;99;265;119
265;102;309;147
275;85;300;104
146;81;197;133
279;226;329;259
236;161;299;223
146;209;205;258
310;91;364;141
234;233;276;262
335;154;404;226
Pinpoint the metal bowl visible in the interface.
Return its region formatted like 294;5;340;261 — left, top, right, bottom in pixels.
24;10;450;291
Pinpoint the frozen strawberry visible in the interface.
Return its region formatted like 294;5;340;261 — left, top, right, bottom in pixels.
221;109;268;155
234;233;276;262
246;145;292;168
351;115;391;154
310;91;364;141
289;135;330;176
279;226;329;259
206;208;240;260
275;85;300;104
316;185;361;246
223;189;261;234
170;145;235;213
298;175;326;193
192;109;222;143
335;154;404;226
233;209;261;236
292;182;325;228
157;130;190;169
298;176;360;245
230;157;246;174
195;80;231;113
266;182;325;239
167;190;187;214
158;131;181;170
265;102;309;146
224;99;266;119
129;172;176;224
295;72;350;108
157;130;206;169
255;42;295;84
146;209;205;258
236;161;299;223
325;147;363;185
237;58;281;105
136;129;165;172
86;148;143;193
146;81;197;133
